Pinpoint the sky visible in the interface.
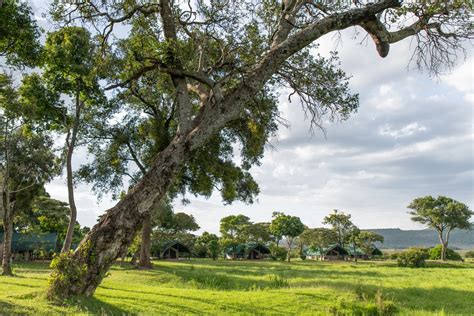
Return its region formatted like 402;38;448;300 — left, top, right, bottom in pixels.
25;1;474;234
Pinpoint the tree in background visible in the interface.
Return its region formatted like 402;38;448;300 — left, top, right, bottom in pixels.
323;210;354;250
45;0;472;297
18;27;105;253
0;0;42;67
195;231;219;258
304;228;338;260
270;212;304;262
207;240;221;261
357;231;384;258
220;215;252;259
248;222;272;244
408;196;473;261
1;74;59;275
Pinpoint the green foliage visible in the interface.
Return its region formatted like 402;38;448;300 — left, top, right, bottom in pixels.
0;0;42;67
465;251;474;258
397;248;429;268
269;244;287;261
429;245;463;261
323;209;354;249
207;240;220;261
47;251;87;300
270;212;305;241
408;196;473;233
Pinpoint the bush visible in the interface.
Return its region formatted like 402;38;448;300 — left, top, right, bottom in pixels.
465;250;474;258
300;254;307;260
429;245;463;261
389;252;400;260
269;245;287;261
47;251;87;300
397;248;428;268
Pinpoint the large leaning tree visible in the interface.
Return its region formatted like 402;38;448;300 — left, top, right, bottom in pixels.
46;0;472;298
408;195;473;261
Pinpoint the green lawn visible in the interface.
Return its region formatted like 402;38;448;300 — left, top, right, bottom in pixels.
1;259;473;315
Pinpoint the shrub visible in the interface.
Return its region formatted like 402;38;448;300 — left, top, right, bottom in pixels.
300;254;307;260
389;252;400;260
269;245;287;261
397;248;428;268
47;251;87;300
429;245;463;261
465;250;474;258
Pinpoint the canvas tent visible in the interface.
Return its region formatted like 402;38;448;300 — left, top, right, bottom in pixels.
225;243;270;259
154;240;191;259
0;232;58;260
305;244;348;261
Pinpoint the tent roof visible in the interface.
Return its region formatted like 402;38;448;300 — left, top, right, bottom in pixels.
159;240;190;253
0;232;58;252
305;244;348;256
225;243;270;255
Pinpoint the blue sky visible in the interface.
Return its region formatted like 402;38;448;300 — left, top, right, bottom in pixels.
25;1;473;233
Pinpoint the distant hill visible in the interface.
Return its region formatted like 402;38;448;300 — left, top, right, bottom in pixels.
367;228;474;250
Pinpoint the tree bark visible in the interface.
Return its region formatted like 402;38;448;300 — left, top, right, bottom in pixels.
62;87;82;253
1;202;13;276
47;135;188;297
46;0;407;299
138;211;153;269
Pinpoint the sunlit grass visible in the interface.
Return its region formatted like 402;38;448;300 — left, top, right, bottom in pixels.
0;259;473;315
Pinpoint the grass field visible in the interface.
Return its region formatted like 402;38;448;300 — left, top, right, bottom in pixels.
1;259;473;315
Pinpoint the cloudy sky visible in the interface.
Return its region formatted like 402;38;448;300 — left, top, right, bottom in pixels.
27;1;473;234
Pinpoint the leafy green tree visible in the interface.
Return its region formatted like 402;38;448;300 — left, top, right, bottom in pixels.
248;222;272;244
305;228;338;260
220;214;252;259
207;239;221;261
323;210;354;250
1;74;58;275
270;212;304;262
195;231;219;258
408;196;473;261
46;0;472;297
0;0;41;67
16;27;105;253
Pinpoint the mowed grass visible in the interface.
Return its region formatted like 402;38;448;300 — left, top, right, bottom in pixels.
0;259;473;315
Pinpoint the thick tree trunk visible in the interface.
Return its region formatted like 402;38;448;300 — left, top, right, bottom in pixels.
138;211;153;269
1;205;13;276
47;136;188;298
62;91;82;253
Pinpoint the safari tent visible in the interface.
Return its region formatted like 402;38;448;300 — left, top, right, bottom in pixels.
225;243;271;259
155;240;191;260
0;232;58;260
305;244;348;261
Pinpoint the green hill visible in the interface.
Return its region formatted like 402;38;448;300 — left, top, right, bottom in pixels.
367;228;474;249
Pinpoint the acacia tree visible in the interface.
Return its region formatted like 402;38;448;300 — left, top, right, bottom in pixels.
47;0;472;298
270;212;304;262
408;196;472;261
323;209;354;250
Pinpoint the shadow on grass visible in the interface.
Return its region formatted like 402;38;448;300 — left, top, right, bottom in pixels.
313;279;474;314
66;296;133;316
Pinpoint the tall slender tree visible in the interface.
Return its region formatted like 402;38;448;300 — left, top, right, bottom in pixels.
46;0;472;298
1;74;58;275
